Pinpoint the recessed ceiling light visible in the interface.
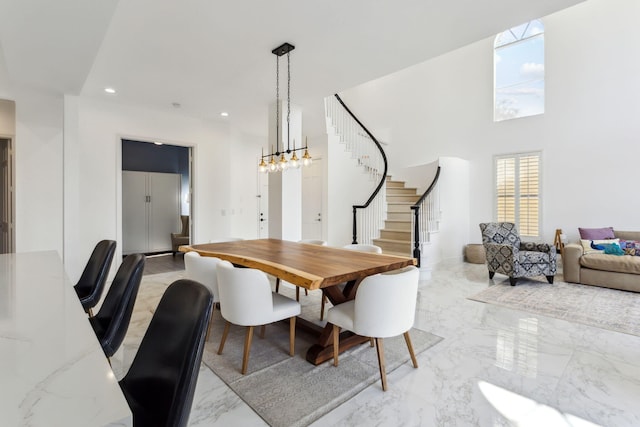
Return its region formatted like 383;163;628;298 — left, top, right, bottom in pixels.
104;87;116;94
154;142;163;146
220;112;229;117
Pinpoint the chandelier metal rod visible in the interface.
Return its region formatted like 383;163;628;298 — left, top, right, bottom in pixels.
259;42;312;172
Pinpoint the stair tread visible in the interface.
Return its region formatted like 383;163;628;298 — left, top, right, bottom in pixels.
387;187;417;191
374;238;413;244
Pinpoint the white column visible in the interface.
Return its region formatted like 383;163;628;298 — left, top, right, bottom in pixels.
267;101;302;241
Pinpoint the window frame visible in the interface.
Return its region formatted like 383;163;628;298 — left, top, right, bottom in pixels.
493;151;542;239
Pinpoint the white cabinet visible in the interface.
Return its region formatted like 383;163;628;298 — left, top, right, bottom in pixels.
122;171;182;255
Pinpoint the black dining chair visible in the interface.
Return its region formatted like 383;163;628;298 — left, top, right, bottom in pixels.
74;240;117;317
89;253;145;360
119;279;213;427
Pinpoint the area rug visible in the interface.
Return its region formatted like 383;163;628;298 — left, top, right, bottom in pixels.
132;272;442;427
468;278;640;337
200;285;442;427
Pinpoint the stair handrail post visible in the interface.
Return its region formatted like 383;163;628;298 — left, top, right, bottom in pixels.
352;206;358;244
410;166;442;268
410;205;421;267
334;94;388;246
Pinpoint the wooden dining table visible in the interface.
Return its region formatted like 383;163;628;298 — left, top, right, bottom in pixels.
181;239;416;365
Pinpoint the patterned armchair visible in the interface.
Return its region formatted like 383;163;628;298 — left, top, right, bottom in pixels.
479;222;557;286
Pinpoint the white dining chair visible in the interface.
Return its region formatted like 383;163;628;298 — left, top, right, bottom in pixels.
326;265;419;391
209;237;244;243
319;243;383;320
275;239;328;301
298;239;328;246
184;251;222;340
216;260;301;374
342;243;383;254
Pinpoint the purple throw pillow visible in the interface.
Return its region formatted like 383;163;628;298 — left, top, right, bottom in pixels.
579;227;615;240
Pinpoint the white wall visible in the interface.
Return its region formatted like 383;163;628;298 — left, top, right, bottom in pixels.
340;0;640;246
14;89;65;254
327;130;380;247
2;56;65;258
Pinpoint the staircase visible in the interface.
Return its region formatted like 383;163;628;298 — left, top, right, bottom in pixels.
373;177;419;256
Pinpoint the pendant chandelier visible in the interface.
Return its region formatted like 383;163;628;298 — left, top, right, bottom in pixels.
258;42;312;173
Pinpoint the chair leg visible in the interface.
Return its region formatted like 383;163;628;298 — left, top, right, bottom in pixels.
218;321;231;354
509;277;517;286
370;337;375;347
296;287;300;301
305;289;308;296
375;338;388;391
260;324;266;338
205;305;215;341
275;278;280;293
546;275;554;284
320;293;327;321
488;271;495;279
241;326;254;375
332;324;340;366
289;317;296;356
404;331;418;368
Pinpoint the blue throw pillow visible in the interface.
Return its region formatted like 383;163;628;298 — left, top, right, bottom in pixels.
602;243;625;256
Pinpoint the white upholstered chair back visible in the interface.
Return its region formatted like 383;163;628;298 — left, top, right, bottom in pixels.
209;237;244;243
299;239;327;246
216;260;274;326
354;266;419;338
343;243;382;254
184;252;221;303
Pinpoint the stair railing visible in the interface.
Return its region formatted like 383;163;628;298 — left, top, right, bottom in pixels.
410;166;441;267
325;94;388;244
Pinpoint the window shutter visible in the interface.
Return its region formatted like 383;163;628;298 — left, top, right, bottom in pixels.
519;155;539;236
496;158;515;223
495;152;541;238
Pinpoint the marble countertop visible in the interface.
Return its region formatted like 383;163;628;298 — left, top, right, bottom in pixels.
0;251;132;426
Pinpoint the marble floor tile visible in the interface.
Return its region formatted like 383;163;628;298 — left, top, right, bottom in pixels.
125;261;640;426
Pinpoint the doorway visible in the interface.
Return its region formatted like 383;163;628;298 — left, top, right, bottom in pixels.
121;139;192;255
257;166;269;238
302;158;323;240
0;138;14;253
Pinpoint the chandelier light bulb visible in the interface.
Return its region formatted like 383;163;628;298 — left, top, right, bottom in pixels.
302;148;312;167
268;156;277;172
278;154;288;171
289;152;300;169
258;147;268;173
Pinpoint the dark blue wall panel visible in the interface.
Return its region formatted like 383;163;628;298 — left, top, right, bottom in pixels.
122;139;190;214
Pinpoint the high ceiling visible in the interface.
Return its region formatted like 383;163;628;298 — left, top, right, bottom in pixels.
0;0;585;137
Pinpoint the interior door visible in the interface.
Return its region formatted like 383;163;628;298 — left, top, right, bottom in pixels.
148;172;181;252
0;138;14;253
257;168;269;238
122;171;148;254
302;159;322;240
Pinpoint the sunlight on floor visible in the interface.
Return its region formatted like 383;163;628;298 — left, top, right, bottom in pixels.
478;381;601;427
